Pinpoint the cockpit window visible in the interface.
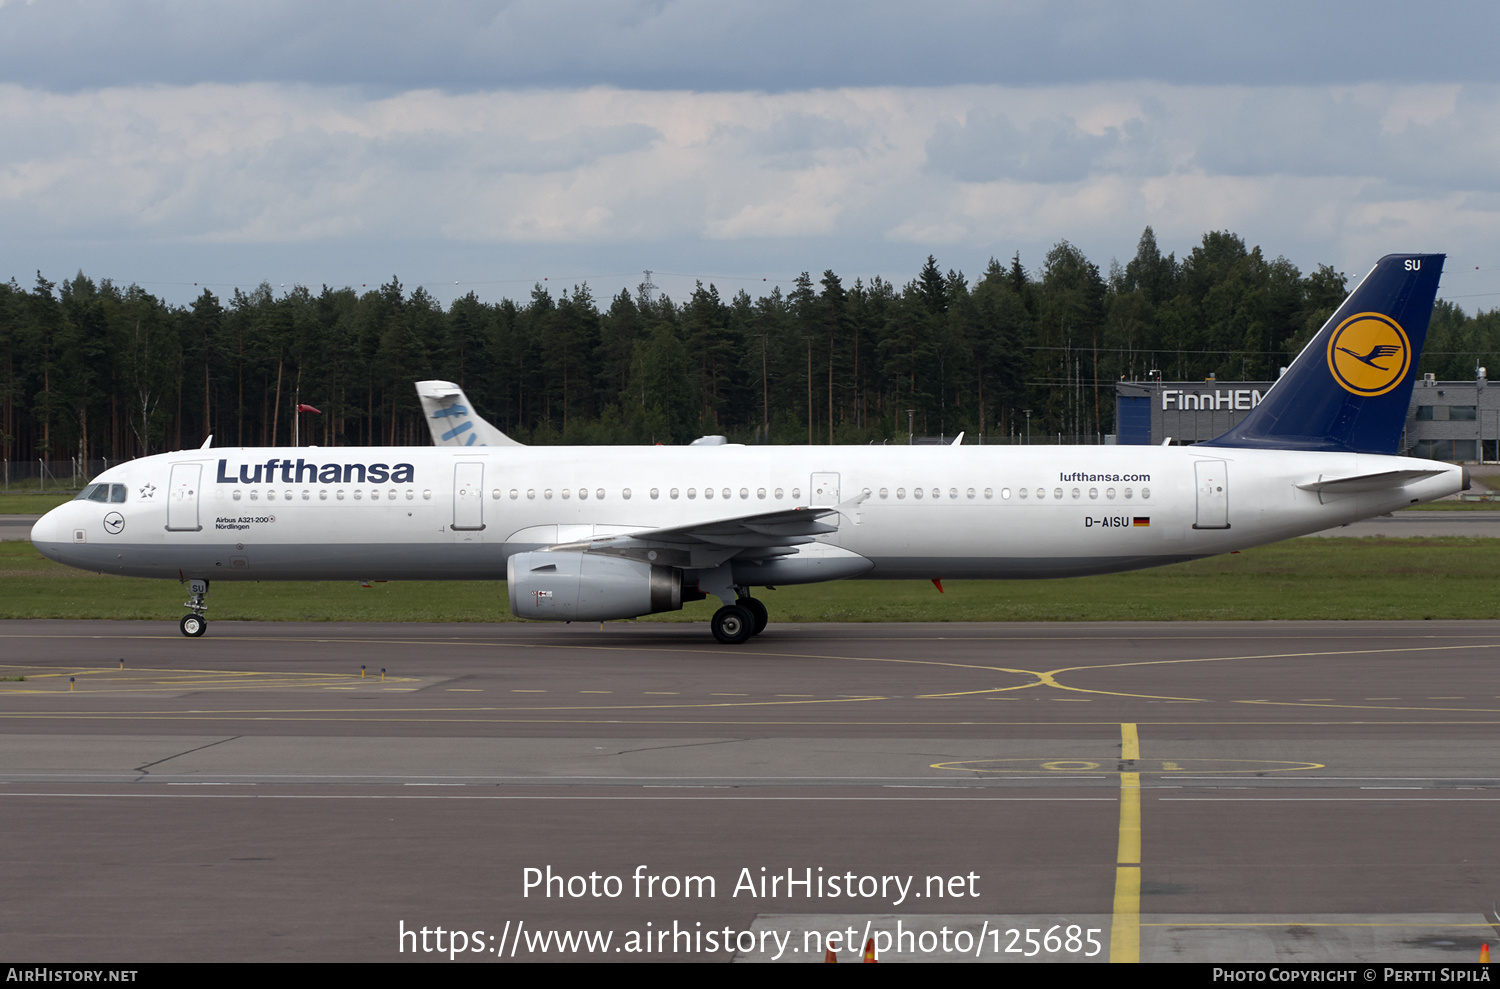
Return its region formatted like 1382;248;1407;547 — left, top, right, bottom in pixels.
75;483;126;503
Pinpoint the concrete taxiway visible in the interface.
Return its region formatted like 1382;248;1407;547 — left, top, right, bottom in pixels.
2;619;1498;963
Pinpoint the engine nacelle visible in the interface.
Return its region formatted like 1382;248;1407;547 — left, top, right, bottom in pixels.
507;551;683;621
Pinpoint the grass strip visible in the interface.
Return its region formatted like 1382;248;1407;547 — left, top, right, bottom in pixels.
2;537;1497;623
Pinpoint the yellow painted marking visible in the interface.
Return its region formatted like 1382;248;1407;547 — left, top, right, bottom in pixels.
1239;699;1500;714
931;757;1322;775
1112;723;1141;963
0;665;419;693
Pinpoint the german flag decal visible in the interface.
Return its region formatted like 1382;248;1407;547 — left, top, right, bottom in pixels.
1133;517;1150;527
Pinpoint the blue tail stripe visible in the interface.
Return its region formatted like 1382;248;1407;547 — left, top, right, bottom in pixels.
1201;253;1444;455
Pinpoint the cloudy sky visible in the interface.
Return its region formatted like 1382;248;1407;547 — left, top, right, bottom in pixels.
5;0;1500;308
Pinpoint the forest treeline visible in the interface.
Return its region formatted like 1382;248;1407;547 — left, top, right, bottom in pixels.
3;227;1498;463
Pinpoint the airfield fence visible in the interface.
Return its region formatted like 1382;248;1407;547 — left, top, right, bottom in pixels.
1;460;112;493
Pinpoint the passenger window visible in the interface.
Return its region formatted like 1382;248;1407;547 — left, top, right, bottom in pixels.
792;488;801;500
774;488;783;499
757;488;766;499
670;488;679;499
596;488;605;500
896;488;905;499
1141;487;1151;500
703;488;713;499
984;488;993;499
914;488;923;499
561;489;570;500
1054;488;1064;499
687;488;697;499
879;488;888;499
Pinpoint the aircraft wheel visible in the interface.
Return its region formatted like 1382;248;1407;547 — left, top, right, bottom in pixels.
711;605;754;645
738;597;769;635
180;614;207;638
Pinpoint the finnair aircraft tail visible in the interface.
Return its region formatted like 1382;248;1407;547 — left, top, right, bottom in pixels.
31;253;1466;643
415;380;524;447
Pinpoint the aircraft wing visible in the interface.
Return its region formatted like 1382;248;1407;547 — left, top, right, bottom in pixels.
549;500;861;570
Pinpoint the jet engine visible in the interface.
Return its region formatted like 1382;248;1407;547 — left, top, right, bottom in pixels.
507;551;685;621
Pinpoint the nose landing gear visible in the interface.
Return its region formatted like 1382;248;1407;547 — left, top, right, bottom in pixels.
179;578;209;637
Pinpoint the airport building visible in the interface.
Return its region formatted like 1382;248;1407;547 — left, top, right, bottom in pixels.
1116;372;1500;461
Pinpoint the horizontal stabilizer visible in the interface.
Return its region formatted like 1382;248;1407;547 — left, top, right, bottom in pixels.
1295;469;1447;494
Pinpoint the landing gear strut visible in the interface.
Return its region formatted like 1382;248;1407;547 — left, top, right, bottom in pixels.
179;578;209;637
700;564;770;644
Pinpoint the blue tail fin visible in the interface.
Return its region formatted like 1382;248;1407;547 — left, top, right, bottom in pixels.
1201;253;1444;454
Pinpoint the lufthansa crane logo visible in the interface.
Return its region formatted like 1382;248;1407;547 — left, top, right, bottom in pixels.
1326;312;1411;397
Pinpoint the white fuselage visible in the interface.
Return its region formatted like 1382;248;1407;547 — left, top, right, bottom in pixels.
31;443;1464;584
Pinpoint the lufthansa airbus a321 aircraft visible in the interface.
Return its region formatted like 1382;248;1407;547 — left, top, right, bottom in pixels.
32;254;1465;643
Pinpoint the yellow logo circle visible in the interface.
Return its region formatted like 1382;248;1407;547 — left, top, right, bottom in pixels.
1326;312;1410;397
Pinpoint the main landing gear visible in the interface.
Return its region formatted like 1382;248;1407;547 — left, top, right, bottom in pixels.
179;578;209;637
710;596;769;645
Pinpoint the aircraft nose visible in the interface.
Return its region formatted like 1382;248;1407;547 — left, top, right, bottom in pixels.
30;504;69;560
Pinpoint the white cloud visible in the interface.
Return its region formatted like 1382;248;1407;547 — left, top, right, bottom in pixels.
7;79;1500;304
